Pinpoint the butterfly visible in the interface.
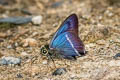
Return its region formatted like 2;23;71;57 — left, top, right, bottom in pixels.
41;14;85;60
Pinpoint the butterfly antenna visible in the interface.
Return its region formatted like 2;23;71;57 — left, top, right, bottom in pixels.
48;53;57;68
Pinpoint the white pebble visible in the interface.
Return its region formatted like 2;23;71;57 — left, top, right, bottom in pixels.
32;16;42;25
42;60;48;65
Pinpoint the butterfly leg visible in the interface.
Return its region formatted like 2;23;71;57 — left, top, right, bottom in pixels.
47;53;57;69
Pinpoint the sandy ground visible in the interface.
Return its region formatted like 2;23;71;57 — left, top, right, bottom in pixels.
0;0;120;80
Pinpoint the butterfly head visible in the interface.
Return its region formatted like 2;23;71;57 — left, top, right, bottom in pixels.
40;44;61;59
40;45;49;56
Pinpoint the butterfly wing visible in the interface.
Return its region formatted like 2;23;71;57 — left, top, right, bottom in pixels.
49;14;85;58
50;32;85;58
50;14;78;48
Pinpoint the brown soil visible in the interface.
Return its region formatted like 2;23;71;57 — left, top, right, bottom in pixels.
0;0;120;80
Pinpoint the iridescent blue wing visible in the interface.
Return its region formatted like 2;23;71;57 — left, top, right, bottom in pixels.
50;32;85;59
49;14;85;59
50;14;78;47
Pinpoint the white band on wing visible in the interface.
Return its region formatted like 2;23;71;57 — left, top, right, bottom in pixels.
65;34;81;56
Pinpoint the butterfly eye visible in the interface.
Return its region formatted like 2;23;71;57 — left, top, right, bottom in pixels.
40;46;48;55
42;50;47;54
41;49;48;55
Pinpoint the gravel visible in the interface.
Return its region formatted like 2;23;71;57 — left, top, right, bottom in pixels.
52;68;67;75
0;56;21;65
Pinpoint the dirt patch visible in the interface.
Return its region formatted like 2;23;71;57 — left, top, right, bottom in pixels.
0;0;120;80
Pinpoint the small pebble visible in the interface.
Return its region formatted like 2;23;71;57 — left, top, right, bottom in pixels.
42;60;48;65
16;73;23;78
0;16;32;24
21;52;28;56
7;45;12;49
32;16;42;25
32;32;38;37
0;56;21;65
0;39;4;42
14;42;18;47
0;32;7;38
113;53;120;59
7;43;19;49
22;38;37;47
52;68;67;75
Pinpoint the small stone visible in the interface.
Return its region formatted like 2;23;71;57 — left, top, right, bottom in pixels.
7;43;19;49
113;53;120;59
0;56;21;65
32;16;42;25
16;73;23;78
0;32;7;38
14;42;18;47
85;43;96;51
52;68;67;75
22;38;37;47
113;38;120;43
42;60;48;65
70;74;78;79
21;52;28;56
0;39;4;42
108;12;113;17
7;45;12;49
32;32;38;37
0;16;32;24
109;40;114;43
98;16;103;20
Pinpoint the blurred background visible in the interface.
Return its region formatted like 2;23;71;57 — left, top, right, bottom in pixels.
0;0;120;80
0;0;120;16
